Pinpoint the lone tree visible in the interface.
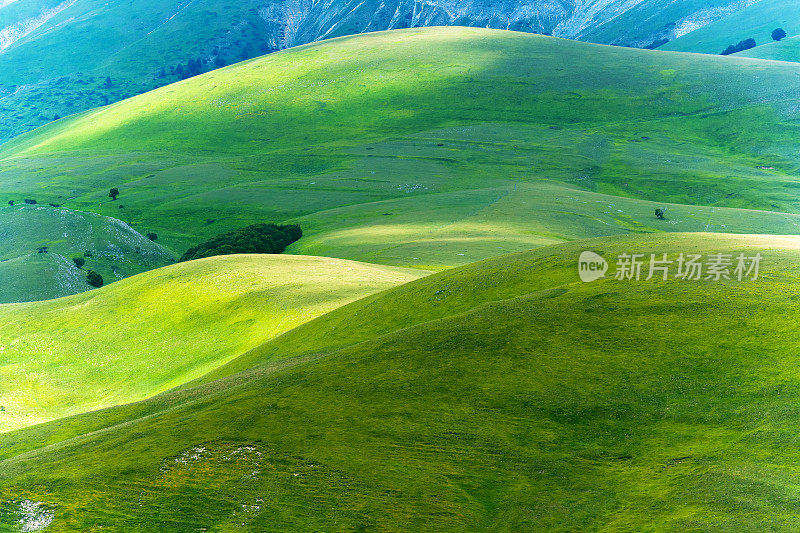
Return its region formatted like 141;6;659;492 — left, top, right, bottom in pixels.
655;208;665;220
86;270;104;288
772;28;787;41
108;187;120;201
72;256;85;269
146;232;158;241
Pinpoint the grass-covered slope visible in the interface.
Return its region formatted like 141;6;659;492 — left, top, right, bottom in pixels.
0;204;174;303
0;254;424;432
0;0;760;143
3;233;800;530
0;0;291;143
661;0;800;54
4;27;800;271
576;0;751;48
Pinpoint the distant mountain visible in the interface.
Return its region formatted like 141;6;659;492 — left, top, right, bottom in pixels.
0;0;763;143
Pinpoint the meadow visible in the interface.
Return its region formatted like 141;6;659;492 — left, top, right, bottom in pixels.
4;28;800;273
0;254;423;432
4;27;800;531
3;233;800;530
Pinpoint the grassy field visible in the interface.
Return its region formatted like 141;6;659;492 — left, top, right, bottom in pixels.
3;233;800;530
7;27;800;530
0;204;174;303
3;28;800;279
0;254;424;432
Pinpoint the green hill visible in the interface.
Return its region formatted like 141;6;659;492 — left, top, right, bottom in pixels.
0;204;174;303
661;0;800;55
0;254;424;432
736;33;800;62
0;0;291;143
0;0;763;144
3;27;800;277
3;233;800;530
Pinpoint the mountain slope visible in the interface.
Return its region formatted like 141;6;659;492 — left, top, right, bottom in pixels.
3;233;800;530
661;0;800;54
0;0;768;143
0;204;174;303
0;254;425;432
3;28;800;275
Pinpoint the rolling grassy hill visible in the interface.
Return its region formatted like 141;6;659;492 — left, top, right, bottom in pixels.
661;0;800;55
0;204;174;303
0;0;760;144
0;254;425;432
737;35;800;61
2;233;800;530
3;27;800;279
0;0;290;143
3;17;800;533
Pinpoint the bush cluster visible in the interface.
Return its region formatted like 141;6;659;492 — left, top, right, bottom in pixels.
180;223;302;262
721;38;756;55
86;270;104;288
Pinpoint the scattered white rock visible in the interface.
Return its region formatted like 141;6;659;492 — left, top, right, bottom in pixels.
18;500;54;532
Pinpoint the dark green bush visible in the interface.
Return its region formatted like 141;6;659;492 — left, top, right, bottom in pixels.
72;257;85;268
86;270;104;288
721;38;756;55
772;28;787;41
180;223;302;262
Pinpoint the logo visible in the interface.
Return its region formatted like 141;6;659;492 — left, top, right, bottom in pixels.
577;251;762;282
578;251;608;282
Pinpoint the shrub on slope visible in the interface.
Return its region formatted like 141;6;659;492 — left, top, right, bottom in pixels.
180;223;302;262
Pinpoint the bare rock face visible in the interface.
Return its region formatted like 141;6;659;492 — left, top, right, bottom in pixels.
255;0;754;49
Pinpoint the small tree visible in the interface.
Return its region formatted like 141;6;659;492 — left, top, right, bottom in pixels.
146;232;158;241
655;208;665;220
108;187;120;201
72;256;85;269
772;28;787;41
7;200;13;206
86;270;104;288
